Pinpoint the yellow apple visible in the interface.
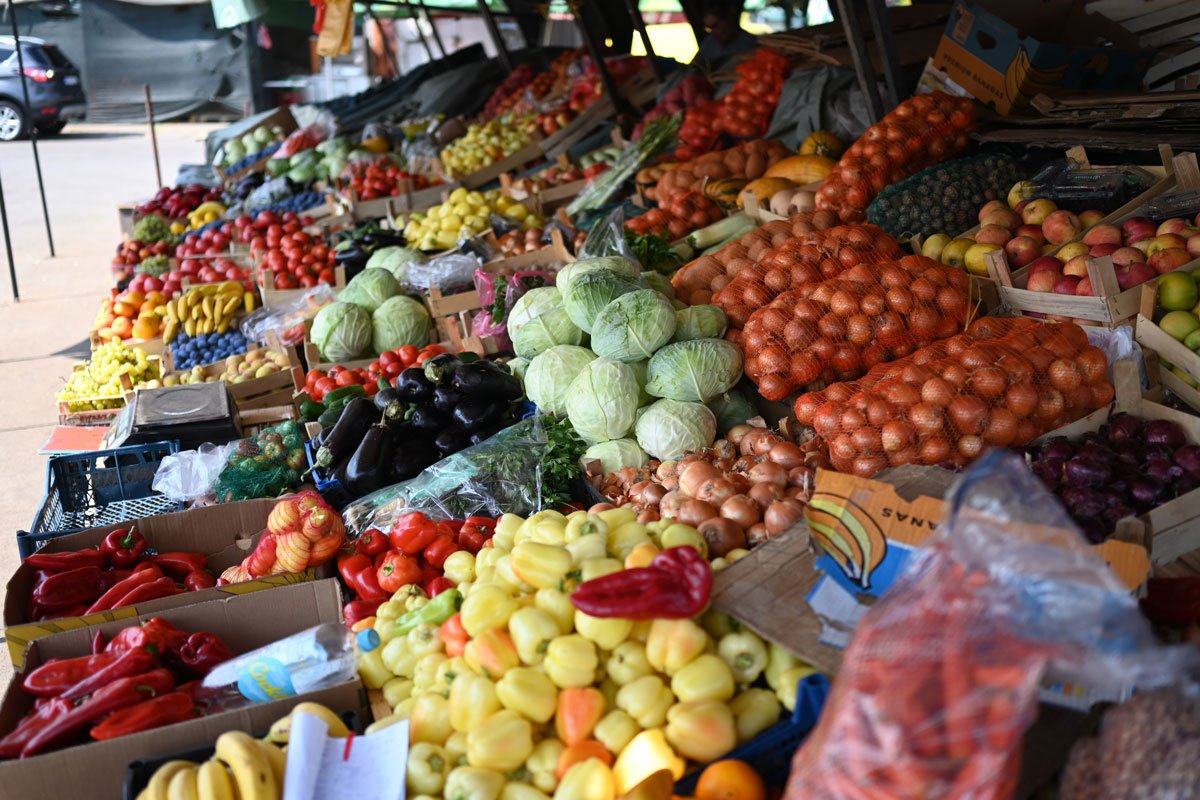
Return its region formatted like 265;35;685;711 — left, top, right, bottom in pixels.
964;242;1002;276
940;237;975;269
921;233;952;262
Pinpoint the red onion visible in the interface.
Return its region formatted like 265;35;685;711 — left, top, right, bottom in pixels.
1144;458;1173;483
1039;437;1075;462
1175;445;1200;476
1061;487;1106;518
1144;420;1186;449
1112;440;1141;464
1107;413;1142;442
1129;476;1166;508
1064;455;1111;488
1031;461;1061;489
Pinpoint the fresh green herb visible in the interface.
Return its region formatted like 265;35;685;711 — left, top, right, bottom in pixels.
541;415;587;510
626;230;684;275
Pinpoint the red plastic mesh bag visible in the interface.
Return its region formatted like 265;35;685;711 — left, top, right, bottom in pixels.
741;256;971;400
816;92;975;223
803;321;1113;477
714;223;904;330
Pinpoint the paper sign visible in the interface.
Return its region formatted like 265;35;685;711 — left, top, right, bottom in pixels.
283;711;409;800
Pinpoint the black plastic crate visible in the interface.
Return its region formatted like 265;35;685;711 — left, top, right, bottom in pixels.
19;441;183;558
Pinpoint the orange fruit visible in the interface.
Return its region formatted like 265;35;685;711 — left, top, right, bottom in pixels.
111;317;133;338
695;760;765;800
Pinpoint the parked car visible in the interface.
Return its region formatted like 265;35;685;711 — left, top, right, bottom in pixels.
0;35;86;141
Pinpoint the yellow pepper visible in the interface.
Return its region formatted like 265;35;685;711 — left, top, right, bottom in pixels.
701;608;741;640
605;642;652;686
726;548;751;564
443;551;477;585
465;628;520;679
413;653;448;692
495;666;558;723
607;522;651;560
494;513;524;550
467;709;534;772
658;523;706;558
710;558;729;572
628;621;652;643
565;533;607;565
450;671;501;733
764;642;799;691
511;541;573;590
544;634;598;688
579;557;624;582
445;731;469;766
615;675;673;728
670;654;735;703
665;700;737;763
495;555;533;592
396;583;429;610
574;611;632;651
475;548;503;579
718;631;768;685
501;783;551;800
598;506;637;529
392;696;416;720
434;656;470;697
526;738;565;793
530;516;569;545
776;664;817;712
729;688;782;743
382;636;419;678
534;588;576;635
376;599;405;623
624;543;659;569
444;766;505;800
407;622;444;657
564;513;608;542
599;677;620;711
462;584;520;636
508;606;560;665
554;758;615;800
611;730;684;794
408;742;450;795
593;709;639;755
357;647;393;689
644;618;708;675
382;676;414;708
411;692;453;744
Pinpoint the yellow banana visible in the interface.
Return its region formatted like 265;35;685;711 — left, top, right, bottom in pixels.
184;318;197;338
259;740;286;789
201;296;214;319
243;291;257;312
215;730;277;800
222;294;242;316
267;702;349;744
146;761;195;800
196;760;236;800
167;766;199;800
162;318;179;344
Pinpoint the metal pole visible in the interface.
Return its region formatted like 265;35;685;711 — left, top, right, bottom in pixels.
0;166;19;301
621;0;664;82
415;0;448;60
833;0;885;123
864;0;903;110
143;85;162;189
476;0;512;73
400;2;438;68
6;0;54;257
570;1;629;117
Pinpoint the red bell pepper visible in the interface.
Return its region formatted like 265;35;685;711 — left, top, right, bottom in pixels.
31;566;105;610
377;551;421;593
338;553;388;601
141;618;191;658
146;552;207;580
178;632;234;676
23;669;175;756
184;571;216;591
570;546;713;620
108;576;182;609
85;563;163;614
352;528;390;558
23;549;105;573
100;528;146;569
425;576;454;598
22;654;118;697
456;519;493;554
89;691;198;741
63;643;159;701
422;535;458;570
344;598;382;626
389;511;438;555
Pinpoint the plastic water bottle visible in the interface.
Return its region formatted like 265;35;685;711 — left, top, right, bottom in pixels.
196;624;380;712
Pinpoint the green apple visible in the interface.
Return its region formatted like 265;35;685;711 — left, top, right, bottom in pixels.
1158;272;1199;311
940;237;974;269
1160;310;1200;342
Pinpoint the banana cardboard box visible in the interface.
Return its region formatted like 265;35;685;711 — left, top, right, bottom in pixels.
0;579;367;800
931;0;1153;115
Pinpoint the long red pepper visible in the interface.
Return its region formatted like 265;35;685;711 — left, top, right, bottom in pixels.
85;563;162;614
22;654;118;697
146;552;207;580
60;646;157;701
107;576;181;609
570;546;713;619
31;566;105;609
24;549;105;573
89;691;198;741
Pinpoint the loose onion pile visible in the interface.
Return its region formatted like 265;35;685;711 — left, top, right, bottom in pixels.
1028;414;1200;542
652;140;793;206
592;425;825;557
671;210;841;306
627;192;726;240
496;225;548;256
816;92;975;223
714;223;904;331
742;255;971;400
798;321;1113;477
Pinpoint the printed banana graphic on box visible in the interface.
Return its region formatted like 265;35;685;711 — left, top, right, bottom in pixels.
1005;46;1068;106
806;493;889;590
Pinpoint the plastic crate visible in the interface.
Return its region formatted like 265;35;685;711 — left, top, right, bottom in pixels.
675;673;830;793
19;441;182;558
304;438;353;510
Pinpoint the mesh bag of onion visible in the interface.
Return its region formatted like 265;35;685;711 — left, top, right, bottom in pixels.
799;320;1113;478
741;255;972;401
713;223;905;332
815;92;976;224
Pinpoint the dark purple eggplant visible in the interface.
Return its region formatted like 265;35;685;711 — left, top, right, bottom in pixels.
408;405;445;433
313;397;376;470
432;384;464;415
423;354;462;386
452;397;500;431
451;361;522;400
434;425;470;455
345;423;394;496
390;439;434;482
396;368;435;401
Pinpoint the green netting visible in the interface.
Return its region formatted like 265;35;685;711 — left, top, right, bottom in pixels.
213;421;308;503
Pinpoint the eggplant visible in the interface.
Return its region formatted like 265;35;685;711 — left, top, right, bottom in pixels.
435;425;471;455
334;245;367;265
432;385;464;415
468;424;502;446
391;440;433;482
374;387;409;423
313;397;376;470
408;405;445;433
423;354;462;386
374;387;401;412
344;423;394;496
451;361;522;400
395;367;435;401
452;397;500;431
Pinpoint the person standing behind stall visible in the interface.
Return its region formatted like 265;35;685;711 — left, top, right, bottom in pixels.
693;0;760;69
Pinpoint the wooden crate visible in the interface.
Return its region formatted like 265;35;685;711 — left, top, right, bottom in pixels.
56;358;158;426
87;331;168;358
220;107;299;184
255;263;347;311
986;251;1155;327
1135;270;1200;412
348;181;455;222
482;226;575;273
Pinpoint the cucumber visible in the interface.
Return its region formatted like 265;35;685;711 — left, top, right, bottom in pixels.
299;400;326;421
324;384;366;405
317;404;345;429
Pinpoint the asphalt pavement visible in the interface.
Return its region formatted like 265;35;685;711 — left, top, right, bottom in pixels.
0;122;220;678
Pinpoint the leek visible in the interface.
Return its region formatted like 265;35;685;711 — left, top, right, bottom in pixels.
688;214;758;252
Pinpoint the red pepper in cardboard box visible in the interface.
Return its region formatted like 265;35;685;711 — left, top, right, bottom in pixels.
100;527;146;569
219;491;346;584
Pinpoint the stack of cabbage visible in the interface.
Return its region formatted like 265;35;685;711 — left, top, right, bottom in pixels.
516;256;741;469
310;267;433;362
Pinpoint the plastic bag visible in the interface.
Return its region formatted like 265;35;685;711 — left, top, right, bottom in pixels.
1084;325;1148;389
469;269;556;351
342;416;552;534
404;251;482;294
152;442;235;503
212;421;308;503
245;177;295;214
784;451;1199;800
579;207;638;263
241;284;337;346
276;122;332;160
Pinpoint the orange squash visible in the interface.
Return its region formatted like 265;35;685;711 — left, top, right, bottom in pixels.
799;130;844;159
737;177;794;209
704;178;747;209
764;155;835;185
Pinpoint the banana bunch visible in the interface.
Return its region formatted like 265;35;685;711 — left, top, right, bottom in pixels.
188;201;228;230
137;703;348;800
163;281;257;344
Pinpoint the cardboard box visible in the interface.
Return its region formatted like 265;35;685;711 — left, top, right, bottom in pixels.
5;499;329;667
0;580;366;800
931;1;1153;115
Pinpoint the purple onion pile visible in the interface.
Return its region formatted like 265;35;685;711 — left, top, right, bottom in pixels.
1026;413;1200;543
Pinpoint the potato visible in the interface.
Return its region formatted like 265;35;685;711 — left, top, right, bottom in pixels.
745;153;765;180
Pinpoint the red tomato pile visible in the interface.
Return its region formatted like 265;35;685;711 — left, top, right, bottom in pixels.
339;513;497;625
482;64;535;119
302;344;448;401
171;225;252;296
714;48;790;139
255;225;338;290
340;156;436;201
135;184;223;219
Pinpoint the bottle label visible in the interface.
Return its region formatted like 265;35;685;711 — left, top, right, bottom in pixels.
236;657;297;704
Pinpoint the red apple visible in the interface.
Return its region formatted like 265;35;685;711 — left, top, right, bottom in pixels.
978;199;1009;223
1079;209;1105;227
1148;247;1192;274
1063;255;1090;277
1015;224;1046;244
1148;233;1188;256
1133;239;1153;254
1004;236;1042;267
1122;216;1156;244
1028;255;1065;276
1158;218;1191;236
1075;277;1094;296
1116;261;1156;290
1113;246;1147;266
1027;269;1061;292
1088;243;1119;257
1082;224;1122;247
975;224;1013;246
979;206;1021;230
1053;275;1082;295
1015;199;1030;215
1022;198;1058;226
1187;232;1200;259
1042;209;1082;245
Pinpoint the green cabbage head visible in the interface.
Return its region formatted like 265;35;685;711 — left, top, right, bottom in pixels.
508;286;584;359
672;305;728;342
646;339;743;403
565;358;640;444
372;295;432;353
591;290;676;363
583;439;649;474
556;256;640;299
311;301;372;362
562;269;645;334
339;267;400;313
635;398;716;460
525;345;597;417
366;246;425;284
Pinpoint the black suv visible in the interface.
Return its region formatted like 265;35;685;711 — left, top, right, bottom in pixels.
0;35;86;141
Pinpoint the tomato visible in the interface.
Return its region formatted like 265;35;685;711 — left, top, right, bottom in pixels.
334;370;360;387
305;369;324;388
384;361;403;378
397;345;419;365
313;377;337;401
